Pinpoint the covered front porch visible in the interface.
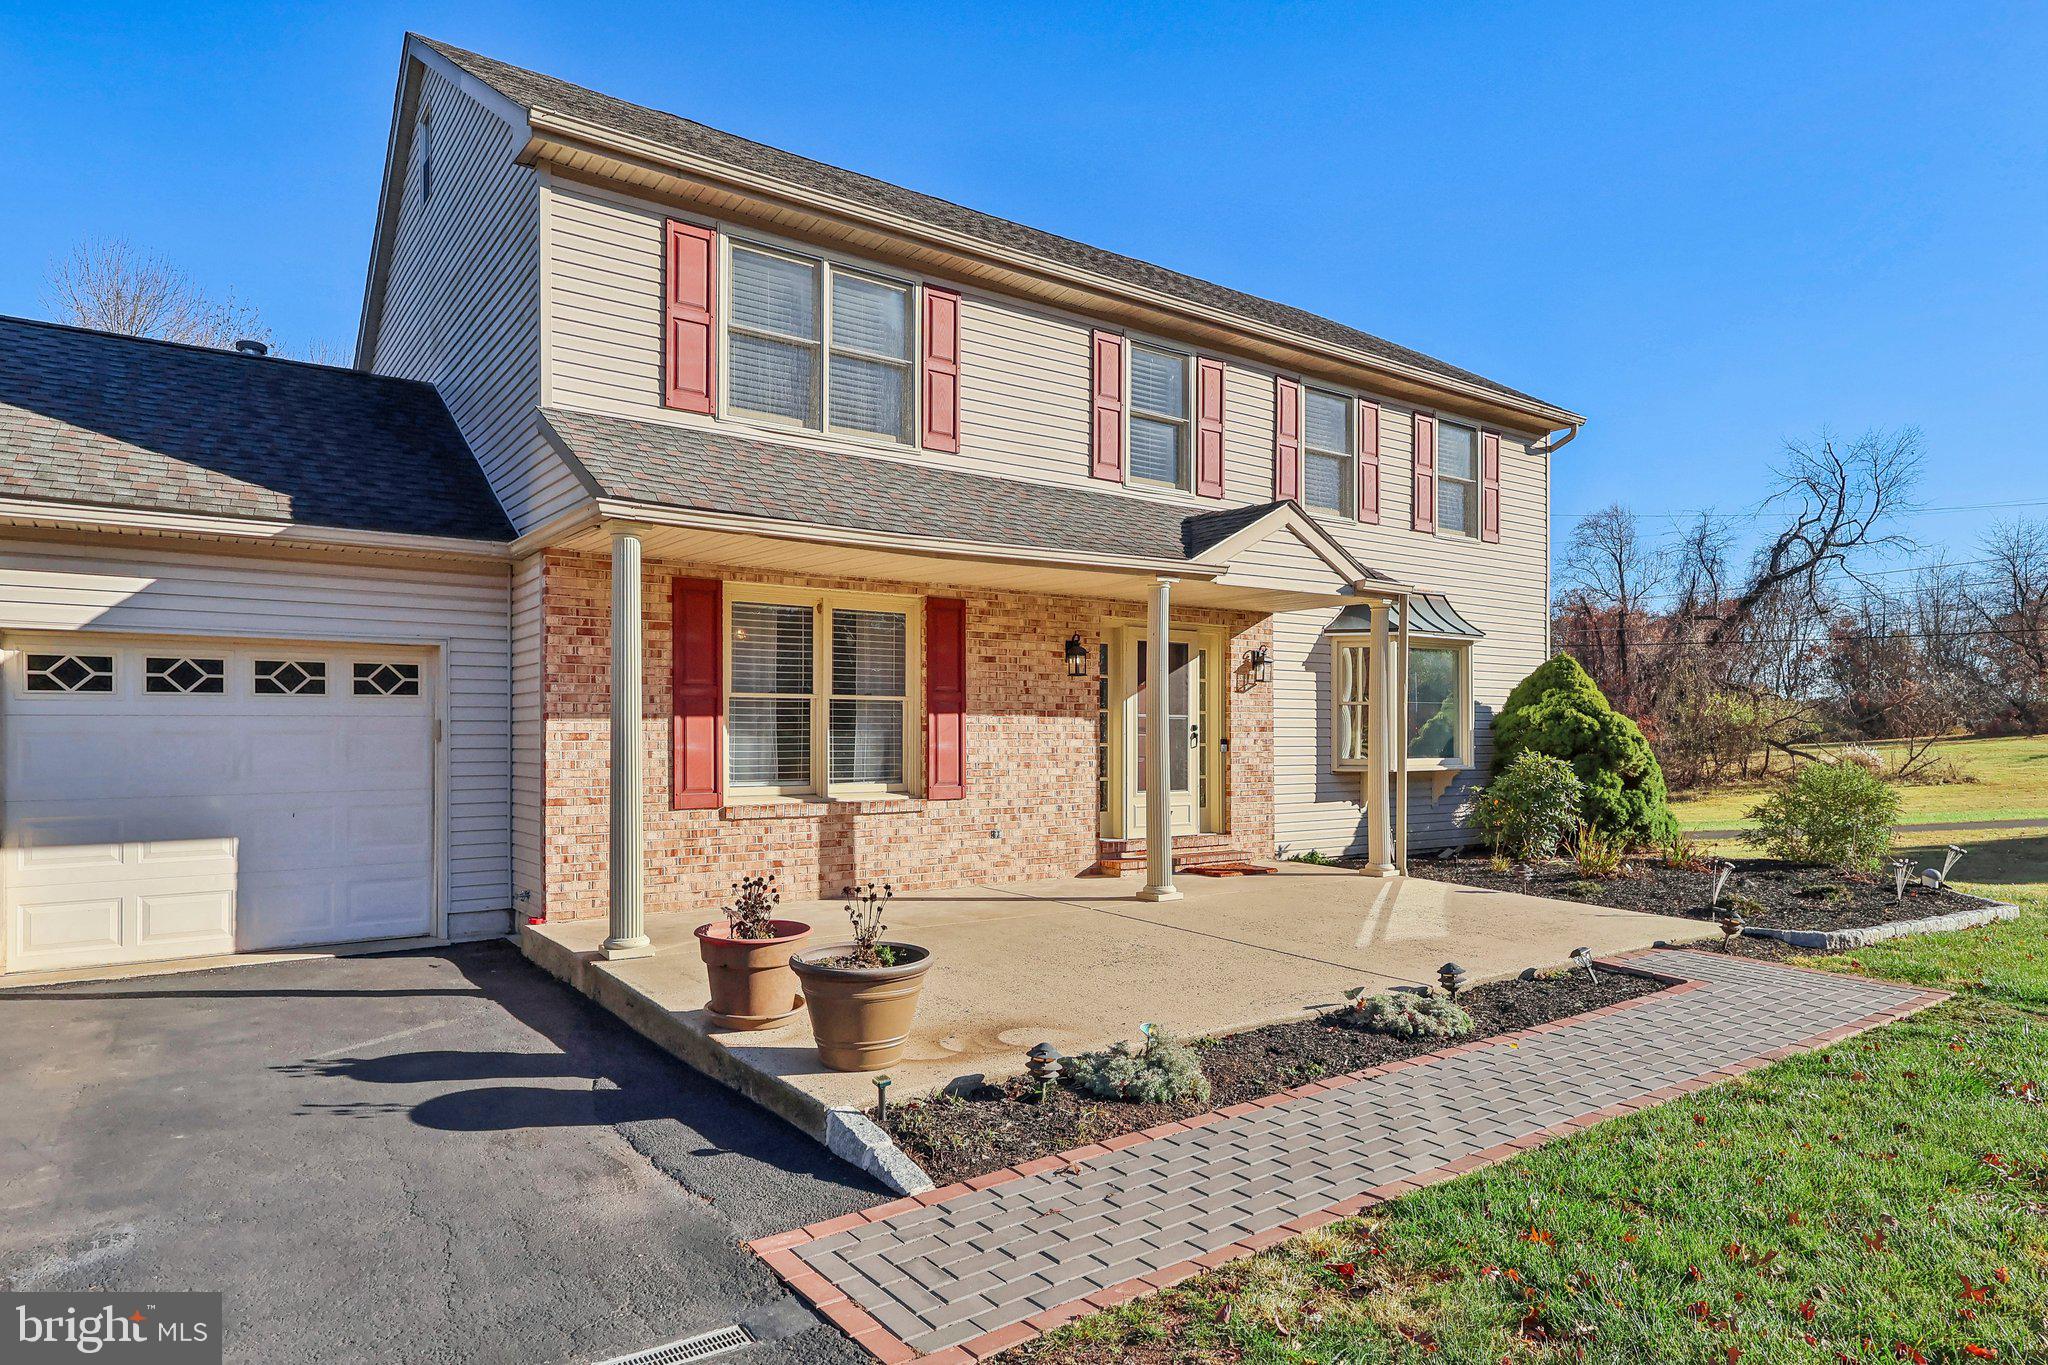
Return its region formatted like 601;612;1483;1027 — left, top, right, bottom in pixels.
524;862;1715;1140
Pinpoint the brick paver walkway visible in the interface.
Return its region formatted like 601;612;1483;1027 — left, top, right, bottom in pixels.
751;949;1946;1364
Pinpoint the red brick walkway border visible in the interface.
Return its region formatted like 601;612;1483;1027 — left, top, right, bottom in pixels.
750;949;1948;1364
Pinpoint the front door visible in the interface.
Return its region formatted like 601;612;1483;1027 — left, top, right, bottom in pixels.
1116;627;1221;839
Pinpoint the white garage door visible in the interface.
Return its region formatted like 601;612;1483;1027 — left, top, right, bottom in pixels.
3;637;436;973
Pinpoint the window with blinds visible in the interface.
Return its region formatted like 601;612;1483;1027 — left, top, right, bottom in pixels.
726;240;914;442
1128;343;1189;487
726;592;919;796
1331;638;1372;770
729;601;814;788
1304;388;1354;516
1437;420;1480;536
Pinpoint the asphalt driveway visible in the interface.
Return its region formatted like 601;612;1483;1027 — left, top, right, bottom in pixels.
0;941;884;1365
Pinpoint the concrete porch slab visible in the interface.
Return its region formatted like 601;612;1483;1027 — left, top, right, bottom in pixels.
522;863;1717;1147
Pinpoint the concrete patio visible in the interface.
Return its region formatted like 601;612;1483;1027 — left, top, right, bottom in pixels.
522;863;1716;1150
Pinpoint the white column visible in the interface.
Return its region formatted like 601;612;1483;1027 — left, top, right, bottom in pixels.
1395;603;1411;875
1136;577;1182;902
601;529;653;960
1359;599;1397;877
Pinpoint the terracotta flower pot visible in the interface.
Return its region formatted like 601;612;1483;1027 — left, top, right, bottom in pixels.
695;919;812;1030
790;943;933;1071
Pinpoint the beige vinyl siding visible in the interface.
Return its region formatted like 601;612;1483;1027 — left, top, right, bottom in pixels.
510;554;545;917
1213;527;1352;595
372;68;581;534
1270;421;1551;856
0;539;515;935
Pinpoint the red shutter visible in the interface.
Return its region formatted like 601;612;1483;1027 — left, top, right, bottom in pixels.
1357;398;1382;524
1411;412;1438;534
1089;331;1125;481
921;287;961;452
1480;429;1502;543
1273;376;1301;501
671;577;723;809
1194;357;1226;498
663;221;717;414
925;597;967;800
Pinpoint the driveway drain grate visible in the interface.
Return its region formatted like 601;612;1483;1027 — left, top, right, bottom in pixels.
597;1323;752;1365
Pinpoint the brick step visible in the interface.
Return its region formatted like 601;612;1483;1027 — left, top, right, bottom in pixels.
1092;843;1257;876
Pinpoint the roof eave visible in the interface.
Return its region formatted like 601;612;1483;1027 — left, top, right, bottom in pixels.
516;108;1585;431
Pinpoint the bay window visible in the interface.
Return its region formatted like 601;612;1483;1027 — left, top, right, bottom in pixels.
1436;420;1480;536
1127;343;1190;487
1331;636;1372;769
1303;387;1354;516
1406;642;1471;767
726;588;919;797
726;240;913;442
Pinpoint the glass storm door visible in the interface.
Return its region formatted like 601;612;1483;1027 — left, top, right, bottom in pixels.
1125;634;1211;838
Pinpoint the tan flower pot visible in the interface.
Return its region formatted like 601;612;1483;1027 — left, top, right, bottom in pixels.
790;943;932;1071
695;920;812;1030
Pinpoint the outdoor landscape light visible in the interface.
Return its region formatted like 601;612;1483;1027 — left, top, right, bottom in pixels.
873;1074;892;1122
1247;647;1272;685
1064;633;1089;677
1710;860;1737;908
1892;857;1914;903
1026;1042;1064;1090
1438;962;1470;997
1940;844;1967;883
1571;946;1597;982
1717;906;1745;949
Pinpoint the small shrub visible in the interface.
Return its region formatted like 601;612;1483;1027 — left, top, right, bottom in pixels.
1492;654;1678;847
1796;881;1850;902
719;874;782;940
1344;989;1474;1041
1658;830;1712;871
1470;752;1585;860
1746;763;1901;871
1722;891;1766;918
1065;1028;1211;1105
1287;848;1338;866
1837;744;1887;776
1571;824;1628;879
1561;879;1604;898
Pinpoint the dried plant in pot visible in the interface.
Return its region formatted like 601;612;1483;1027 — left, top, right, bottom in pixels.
694;875;811;1031
791;882;933;1071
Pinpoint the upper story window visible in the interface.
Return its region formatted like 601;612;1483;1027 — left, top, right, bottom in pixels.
418;108;433;203
725;241;913;443
1436;420;1480;536
1303;388;1354;517
1127;343;1190;488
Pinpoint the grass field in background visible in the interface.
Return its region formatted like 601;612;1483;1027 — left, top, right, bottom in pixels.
1018;836;2048;1365
1669;734;2048;831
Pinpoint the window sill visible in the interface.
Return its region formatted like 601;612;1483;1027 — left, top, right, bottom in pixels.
1407;758;1473;774
719;794;925;820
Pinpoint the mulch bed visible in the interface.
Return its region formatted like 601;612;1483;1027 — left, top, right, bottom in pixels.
1408;854;1982;934
880;968;1666;1188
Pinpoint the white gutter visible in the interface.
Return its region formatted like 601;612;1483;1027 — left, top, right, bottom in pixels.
0;497;513;563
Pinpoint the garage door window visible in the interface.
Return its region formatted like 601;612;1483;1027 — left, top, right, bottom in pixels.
254;659;327;696
145;656;226;695
25;653;114;693
353;662;421;697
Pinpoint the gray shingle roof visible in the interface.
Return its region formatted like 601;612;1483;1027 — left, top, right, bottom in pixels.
417;36;1564;418
0;317;512;542
543;407;1384;581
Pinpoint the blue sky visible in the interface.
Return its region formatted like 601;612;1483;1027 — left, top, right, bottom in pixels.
4;2;2044;574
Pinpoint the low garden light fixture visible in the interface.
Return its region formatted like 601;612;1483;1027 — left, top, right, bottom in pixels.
1939;844;1967;884
1064;633;1089;678
1438;962;1469;998
1892;857;1914;903
1717;905;1745;949
873;1074;892;1122
1571;946;1597;983
1710;860;1737;908
1026;1042;1064;1095
1246;647;1272;685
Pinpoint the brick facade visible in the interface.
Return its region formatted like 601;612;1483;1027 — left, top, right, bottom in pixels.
538;549;1273;921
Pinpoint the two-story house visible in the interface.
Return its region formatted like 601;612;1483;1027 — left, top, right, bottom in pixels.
0;34;1578;977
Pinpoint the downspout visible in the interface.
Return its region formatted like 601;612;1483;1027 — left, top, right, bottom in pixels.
1531;424;1580;457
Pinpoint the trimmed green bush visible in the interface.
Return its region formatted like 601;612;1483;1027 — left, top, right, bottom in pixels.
1471;751;1584;859
1065;1029;1211;1105
1344;989;1474;1041
1493;654;1677;848
1747;762;1900;871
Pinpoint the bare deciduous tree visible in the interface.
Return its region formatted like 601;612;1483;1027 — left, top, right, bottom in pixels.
1556;503;1667;714
43;238;270;350
1974;519;2048;730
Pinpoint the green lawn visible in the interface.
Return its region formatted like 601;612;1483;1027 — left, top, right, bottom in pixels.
1668;734;2048;832
1015;836;2048;1364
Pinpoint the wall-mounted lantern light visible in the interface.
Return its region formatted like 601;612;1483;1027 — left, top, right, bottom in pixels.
1247;647;1272;685
1064;633;1089;678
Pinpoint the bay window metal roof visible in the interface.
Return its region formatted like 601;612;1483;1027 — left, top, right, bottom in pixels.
1331;592;1484;639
